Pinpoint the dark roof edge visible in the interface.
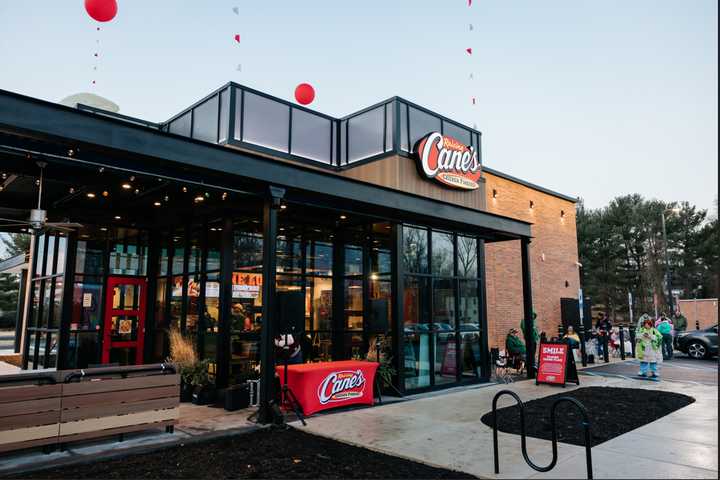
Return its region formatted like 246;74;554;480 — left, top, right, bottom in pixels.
482;166;578;204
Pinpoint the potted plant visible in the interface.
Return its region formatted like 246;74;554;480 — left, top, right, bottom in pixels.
167;329;197;402
189;359;216;405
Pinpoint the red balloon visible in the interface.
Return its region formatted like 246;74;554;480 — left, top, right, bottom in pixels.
294;83;315;105
85;0;118;22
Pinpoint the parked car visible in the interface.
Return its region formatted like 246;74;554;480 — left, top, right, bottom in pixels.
675;325;718;359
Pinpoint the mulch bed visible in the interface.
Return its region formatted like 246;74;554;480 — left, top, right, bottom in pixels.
480;386;694;447
8;427;475;480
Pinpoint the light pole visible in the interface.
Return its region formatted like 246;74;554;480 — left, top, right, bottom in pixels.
660;207;681;315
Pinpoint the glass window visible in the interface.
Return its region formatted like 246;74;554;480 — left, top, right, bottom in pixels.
457;236;477;278
234;89;242;140
459;280;481;378
345;279;363;330
170;275;184;331
219;89;229;143
306;240;333;276
159;247;169;276
172;238;184;275
169;112;191;137
291;109;331;163
348;106;384;162
385;102;393;152
206;226;222;272
409;107;441;153
71;281;103;331
192;96;219;143
46;236;56;276
433;278;456;386
75;238;104;276
402;226;428;274
50;278;64;329
340;119;347;164
277;234;302;274
368;278;391;334
242;92;289;152
400;102;409;151
403;276;430;389
35;234;45;276
433;278;456;329
431;231;454;277
306;276;333;331
234;232;263;272
56;236;67;275
187;241;201;274
344;245;363;276
442;121;472;146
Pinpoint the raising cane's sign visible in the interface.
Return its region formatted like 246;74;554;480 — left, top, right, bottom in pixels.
415;132;481;190
317;369;366;405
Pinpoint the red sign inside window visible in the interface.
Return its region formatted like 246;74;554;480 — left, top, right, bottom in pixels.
415;132;481;190
537;343;569;385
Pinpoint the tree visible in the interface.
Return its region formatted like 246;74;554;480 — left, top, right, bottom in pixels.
577;194;719;323
0;233;29;329
0;233;30;260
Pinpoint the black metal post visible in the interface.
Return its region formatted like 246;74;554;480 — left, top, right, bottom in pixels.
390;223;404;395
629;325;636;357
258;186;284;424
578;324;587;367
13;268;28;353
520;237;535;379
216;216;233;389
619;325;626;360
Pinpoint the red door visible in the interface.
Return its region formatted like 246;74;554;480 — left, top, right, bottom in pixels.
102;277;147;365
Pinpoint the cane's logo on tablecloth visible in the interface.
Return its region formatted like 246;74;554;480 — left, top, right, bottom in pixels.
317;369;366;405
414;132;481;190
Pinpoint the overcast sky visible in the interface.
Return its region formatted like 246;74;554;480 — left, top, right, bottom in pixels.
0;0;717;212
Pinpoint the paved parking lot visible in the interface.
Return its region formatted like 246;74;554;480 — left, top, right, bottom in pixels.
583;357;718;386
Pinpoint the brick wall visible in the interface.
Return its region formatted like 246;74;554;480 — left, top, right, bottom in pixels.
678;299;718;331
483;172;580;349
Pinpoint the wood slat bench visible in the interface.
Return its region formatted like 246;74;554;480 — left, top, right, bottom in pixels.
59;365;180;446
0;374;61;454
0;364;179;455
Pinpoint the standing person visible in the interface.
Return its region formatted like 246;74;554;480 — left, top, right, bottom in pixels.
636;318;663;379
673;312;687;333
520;311;540;372
656;316;674;360
595;312;612;357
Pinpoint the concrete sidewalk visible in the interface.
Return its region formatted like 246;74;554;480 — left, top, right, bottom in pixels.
293;373;718;479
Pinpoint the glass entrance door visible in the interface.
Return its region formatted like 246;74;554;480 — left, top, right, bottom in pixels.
102;277;147;365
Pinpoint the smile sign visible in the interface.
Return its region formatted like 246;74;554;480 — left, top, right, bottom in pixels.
415;132;481;190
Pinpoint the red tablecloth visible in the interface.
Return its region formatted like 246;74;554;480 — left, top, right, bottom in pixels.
276;360;379;416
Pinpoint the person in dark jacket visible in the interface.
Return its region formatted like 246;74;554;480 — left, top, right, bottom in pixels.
595;312;612;357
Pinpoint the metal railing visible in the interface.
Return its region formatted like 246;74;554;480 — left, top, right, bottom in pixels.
0;373;57;385
492;390;594;479
63;363;176;383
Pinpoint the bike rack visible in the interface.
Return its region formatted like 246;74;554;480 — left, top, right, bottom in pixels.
492;390;594;479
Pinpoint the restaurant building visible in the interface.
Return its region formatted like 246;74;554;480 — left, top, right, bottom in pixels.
0;83;579;411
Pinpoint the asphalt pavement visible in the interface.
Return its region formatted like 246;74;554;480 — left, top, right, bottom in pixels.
582;355;718;385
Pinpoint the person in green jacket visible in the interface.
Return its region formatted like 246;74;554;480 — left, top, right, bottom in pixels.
636;317;663;379
520;311;540;346
506;328;526;356
673;313;687;332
